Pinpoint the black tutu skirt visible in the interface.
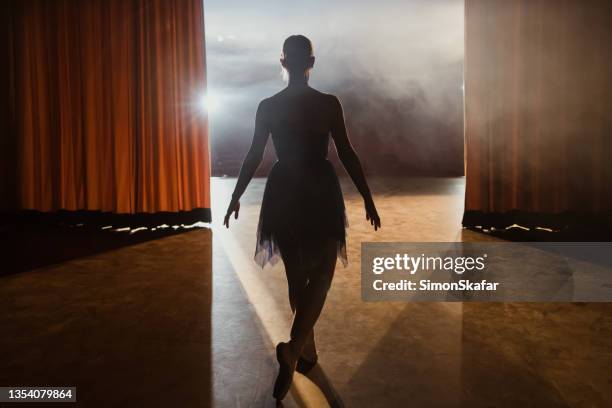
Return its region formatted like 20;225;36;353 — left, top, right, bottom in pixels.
254;158;348;268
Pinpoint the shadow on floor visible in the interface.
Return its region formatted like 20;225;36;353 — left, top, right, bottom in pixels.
345;301;611;407
0;228;213;407
0;222;193;276
303;365;346;407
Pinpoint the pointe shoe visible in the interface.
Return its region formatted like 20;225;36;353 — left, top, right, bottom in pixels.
296;354;318;375
273;342;297;401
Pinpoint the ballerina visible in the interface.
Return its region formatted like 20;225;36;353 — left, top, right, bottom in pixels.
224;34;381;402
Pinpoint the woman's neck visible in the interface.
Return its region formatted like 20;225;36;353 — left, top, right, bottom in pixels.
287;73;309;88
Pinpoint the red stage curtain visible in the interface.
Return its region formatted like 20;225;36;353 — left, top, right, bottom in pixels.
464;0;612;224
1;0;210;215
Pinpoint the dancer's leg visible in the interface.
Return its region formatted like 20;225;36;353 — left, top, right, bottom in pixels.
277;235;317;359
280;245;307;312
288;238;337;356
273;237;337;400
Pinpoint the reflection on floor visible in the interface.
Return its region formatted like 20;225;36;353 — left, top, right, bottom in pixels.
212;176;612;408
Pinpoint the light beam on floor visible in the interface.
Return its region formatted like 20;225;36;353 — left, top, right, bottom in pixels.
216;226;331;407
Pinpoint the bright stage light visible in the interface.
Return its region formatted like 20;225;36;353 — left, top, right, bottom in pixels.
199;92;220;113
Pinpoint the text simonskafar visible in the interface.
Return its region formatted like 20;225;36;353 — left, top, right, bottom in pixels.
372;279;499;291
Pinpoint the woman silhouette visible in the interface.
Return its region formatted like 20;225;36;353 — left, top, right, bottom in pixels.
224;35;380;401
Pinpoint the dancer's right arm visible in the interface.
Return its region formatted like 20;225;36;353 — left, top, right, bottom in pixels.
224;100;270;228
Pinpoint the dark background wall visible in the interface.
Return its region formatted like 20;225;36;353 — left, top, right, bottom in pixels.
204;0;464;177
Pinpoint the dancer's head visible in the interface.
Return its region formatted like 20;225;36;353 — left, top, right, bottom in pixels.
281;35;315;80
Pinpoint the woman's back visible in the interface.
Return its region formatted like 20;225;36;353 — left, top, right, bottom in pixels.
262;86;338;163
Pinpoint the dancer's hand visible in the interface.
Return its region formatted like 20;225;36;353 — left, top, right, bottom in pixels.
365;198;381;231
223;197;240;228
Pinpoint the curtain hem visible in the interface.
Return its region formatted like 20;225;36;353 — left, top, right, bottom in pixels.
0;208;212;229
462;210;612;240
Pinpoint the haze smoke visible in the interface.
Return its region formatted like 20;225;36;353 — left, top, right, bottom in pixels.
204;0;464;176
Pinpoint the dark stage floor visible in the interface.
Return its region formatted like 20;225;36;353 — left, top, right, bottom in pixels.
0;228;213;407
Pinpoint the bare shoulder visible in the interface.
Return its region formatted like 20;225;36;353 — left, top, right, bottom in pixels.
267;88;290;101
258;96;274;109
260;90;288;112
323;92;343;118
323;91;343;112
256;96;275;118
308;88;342;112
311;88;337;100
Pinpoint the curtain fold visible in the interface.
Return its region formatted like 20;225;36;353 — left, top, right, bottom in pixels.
464;0;612;226
2;0;210;215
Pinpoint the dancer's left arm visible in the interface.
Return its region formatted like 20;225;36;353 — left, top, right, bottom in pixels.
330;95;381;231
224;101;270;228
